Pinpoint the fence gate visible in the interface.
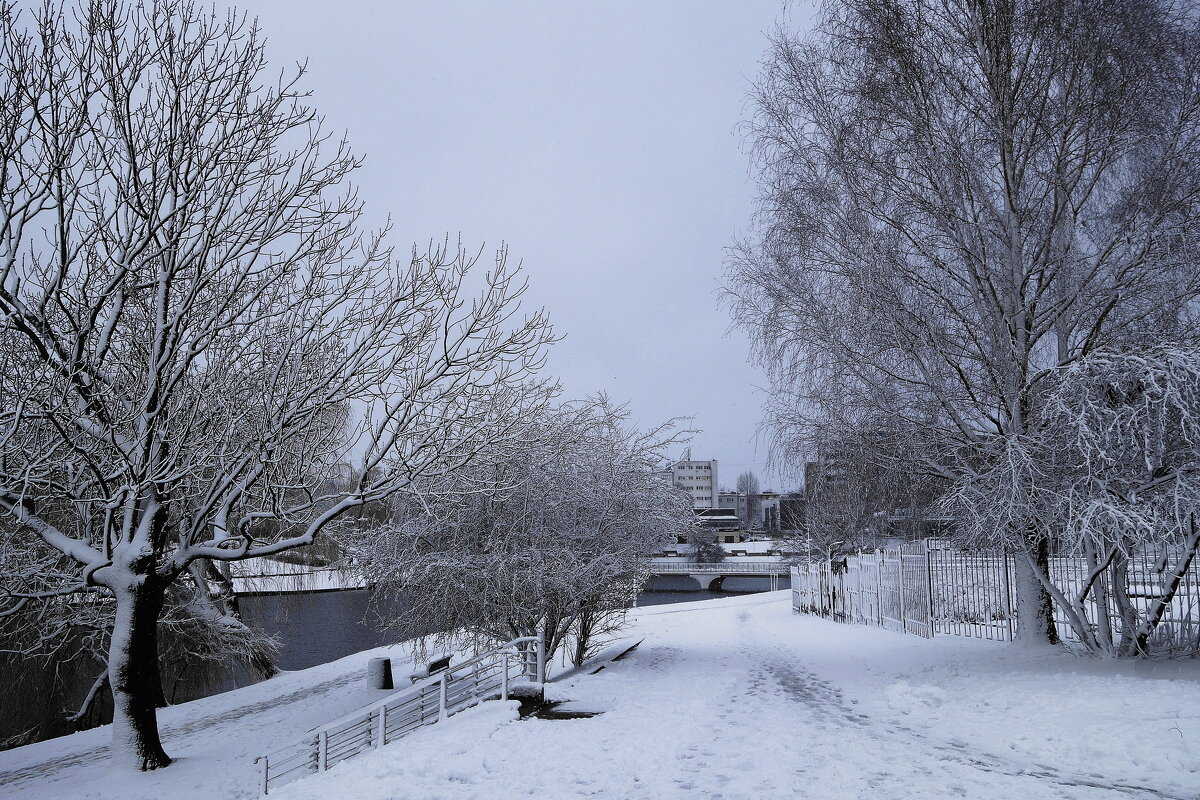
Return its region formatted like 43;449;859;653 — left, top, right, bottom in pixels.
926;541;1014;641
877;543;933;638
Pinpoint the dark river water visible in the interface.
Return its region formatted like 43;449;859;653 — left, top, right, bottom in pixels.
241;575;787;671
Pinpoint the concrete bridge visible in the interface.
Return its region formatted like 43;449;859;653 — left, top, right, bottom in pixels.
648;560;791;591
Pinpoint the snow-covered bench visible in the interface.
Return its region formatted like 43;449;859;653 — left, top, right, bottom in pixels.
408;653;452;683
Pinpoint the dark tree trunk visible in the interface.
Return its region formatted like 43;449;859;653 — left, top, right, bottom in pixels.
1032;533;1060;645
108;576;171;770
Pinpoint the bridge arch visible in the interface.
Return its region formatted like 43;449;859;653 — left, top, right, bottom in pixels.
693;574;725;591
646;561;791;593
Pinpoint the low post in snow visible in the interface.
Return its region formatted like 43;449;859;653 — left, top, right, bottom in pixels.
367;657;393;690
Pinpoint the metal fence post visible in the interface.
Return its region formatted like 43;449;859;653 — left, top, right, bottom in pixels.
317;730;328;772
1002;549;1014;641
501;654;510;701
376;704;386;748
257;757;269;796
438;674;448;721
875;553;884;626
925;539;936;638
897;549;908;635
536;634;546;684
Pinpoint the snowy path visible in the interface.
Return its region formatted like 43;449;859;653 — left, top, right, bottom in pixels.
0;670;362;792
274;593;1200;800
3;592;1199;799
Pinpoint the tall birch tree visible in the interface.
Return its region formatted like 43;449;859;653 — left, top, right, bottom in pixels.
727;0;1200;643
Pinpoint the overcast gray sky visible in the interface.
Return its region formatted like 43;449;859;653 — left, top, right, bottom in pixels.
236;1;809;491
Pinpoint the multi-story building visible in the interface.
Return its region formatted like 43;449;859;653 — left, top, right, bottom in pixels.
670;458;719;508
718;490;781;531
779;492;806;532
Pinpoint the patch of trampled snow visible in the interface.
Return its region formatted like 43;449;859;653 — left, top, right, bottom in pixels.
884;680;947;713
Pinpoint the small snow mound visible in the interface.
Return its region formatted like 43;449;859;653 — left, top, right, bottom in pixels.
885;681;946;714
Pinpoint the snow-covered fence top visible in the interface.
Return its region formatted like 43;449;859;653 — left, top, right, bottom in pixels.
253;635;545;795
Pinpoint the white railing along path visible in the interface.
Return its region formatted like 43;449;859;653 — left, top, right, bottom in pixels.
253;635;545;795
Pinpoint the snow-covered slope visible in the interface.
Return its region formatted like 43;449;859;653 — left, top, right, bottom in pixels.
0;645;420;800
3;591;1199;799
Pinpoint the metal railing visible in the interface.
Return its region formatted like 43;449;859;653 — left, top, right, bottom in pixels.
650;561;791;574
791;543;933;638
792;540;1200;653
253;635;545;795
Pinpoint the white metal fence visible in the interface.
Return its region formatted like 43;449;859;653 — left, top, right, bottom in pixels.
927;544;1014;641
793;540;1200;653
791;543;933;638
253;636;545;795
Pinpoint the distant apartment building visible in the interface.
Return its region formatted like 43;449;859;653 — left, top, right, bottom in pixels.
671;458;719;508
779;492;806;531
718;490;782;531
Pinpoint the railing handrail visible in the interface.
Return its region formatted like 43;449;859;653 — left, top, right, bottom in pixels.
253;634;544;784
649;561;791;574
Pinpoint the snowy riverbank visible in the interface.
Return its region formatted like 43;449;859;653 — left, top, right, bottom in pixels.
3;591;1199;799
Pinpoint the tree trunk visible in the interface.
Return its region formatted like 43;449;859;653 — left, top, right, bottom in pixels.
1013;533;1059;646
108;577;171;770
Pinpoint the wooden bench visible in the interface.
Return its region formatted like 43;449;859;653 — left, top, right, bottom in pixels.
408;653;452;683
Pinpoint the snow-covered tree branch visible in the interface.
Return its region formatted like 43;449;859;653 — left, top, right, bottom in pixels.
945;346;1200;655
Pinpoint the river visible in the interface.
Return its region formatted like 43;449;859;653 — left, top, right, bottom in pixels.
241;575;786;671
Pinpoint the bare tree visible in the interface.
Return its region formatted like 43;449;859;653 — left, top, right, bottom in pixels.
736;470;760;529
687;527;727;564
798;420;948;558
727;0;1200;643
353;399;694;667
0;1;553;769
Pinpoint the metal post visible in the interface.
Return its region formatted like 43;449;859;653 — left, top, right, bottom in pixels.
317;730;328;772
376;704;386;748
875;554;884;627
925;539;935;638
897;549;908;635
438;673;448;720
501;654;510;701
257;757;269;796
536;634;546;685
1002;548;1014;642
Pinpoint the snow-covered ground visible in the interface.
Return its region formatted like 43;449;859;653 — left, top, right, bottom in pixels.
3;591;1199;799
